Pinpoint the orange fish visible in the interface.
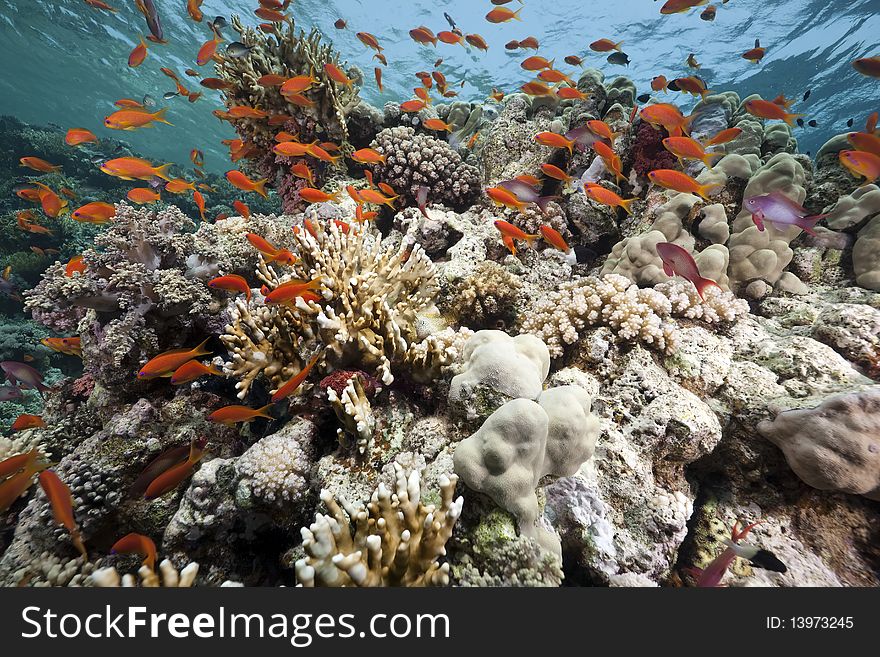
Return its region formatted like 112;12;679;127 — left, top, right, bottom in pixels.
662;137;724;168
539;225;570;253
186;0;204;21
647;169;723;201
651;75;669;93
466;34;489;51
84;0;117;11
593;141;625;182
409;26;438;46
41;337;82;357
324;63;353;86
200;77;234;90
556;86;590;100
274;141;314;157
128;36;148;67
65;256;86;277
423;118;454;132
65;128;98;147
232;199;251;218
771;94;795;110
34;183;67;218
257;74;287;87
374;67;383;92
703;127;742;146
39;471;87;559
518;36;539;50
521;81;553;96
853;57;880;78
127;187;161;204
400;99;427;113
486;186;528;212
289;163;314;186
208;274;251;300
358;188;398;210
565;55;584;66
196;35;222;66
228;106;269;119
848;132;880;157
351;148;387;164
265;277;323;306
355;204;378;223
438;31;464;46
270;352;321;402
254;6;287;22
71;201;115;223
280;72;319;95
104;108;172;130
587;120;619;143
111;533;157;571
538;69;575;85
11;414;46;431
165;178;196;194
494;220;538;245
0;451;49;513
640;103;691;136
0;450;40;480
226;170;269;198
583;183;638;215
144;437;208;499
540;163;575;184
660;0;710;14
20;157;61;173
138;338;212;379
590;39;623;52
742;40;766;64
306;143;341;164
521;56;553;71
357;31;383;52
535;131;576;155
673;76;711;99
170;360;222;385
743;99;803;126
486;7;522;23
194;190;206;221
299;187;339;203
208;404;273;426
839;150;880;184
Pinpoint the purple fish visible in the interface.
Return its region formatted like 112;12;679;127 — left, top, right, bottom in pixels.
498;179;558;214
565;124;608;152
743;191;828;236
416;185;429;218
0;385;23;402
656;242;719;300
1;361;50;395
139;0;163;43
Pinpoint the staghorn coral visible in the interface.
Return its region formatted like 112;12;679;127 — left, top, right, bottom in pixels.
295;463;463;586
222;222;441;398
368;126;481;210
327;373;375;454
521;274;747;359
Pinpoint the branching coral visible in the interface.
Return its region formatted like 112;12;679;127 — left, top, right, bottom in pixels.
222;222;442;398
327;373;375;454
368;126;481;210
90;560;200;587
521;274;747;359
295;463;463;586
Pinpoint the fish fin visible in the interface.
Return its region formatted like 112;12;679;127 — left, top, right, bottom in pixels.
513;7;523;21
152;108;173;126
523;234;540;248
535;195;559;214
798;213;827;235
698;182;723;201
256;403;274;419
253;178;270;199
752;213;765;231
191;337;213;358
153;163;174;182
662;262;674;277
614;41;624;51
784;113;805;127
695;277;719;301
703;152;725;168
618;197;637;216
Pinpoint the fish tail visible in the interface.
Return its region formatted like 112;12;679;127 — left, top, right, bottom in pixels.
694;276;719;301
191;337;213;357
798;213;828;235
255;403;274;419
152;107;173;126
153;163;174;182
72;530;88;561
513;7;523;20
614;41;624;51
702;151;725;168
253;178;270;199
207;364;224;376
618;197;637;216
698;182;723;201
523;234;540;248
784;112;806;127
535;195;558;214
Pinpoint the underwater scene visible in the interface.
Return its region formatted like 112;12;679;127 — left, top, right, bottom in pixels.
0;0;878;588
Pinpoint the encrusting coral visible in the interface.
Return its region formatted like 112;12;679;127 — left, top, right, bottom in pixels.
295;463;463;587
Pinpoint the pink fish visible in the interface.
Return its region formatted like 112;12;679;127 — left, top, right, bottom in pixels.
497;179;557;214
655;242;719;300
743;191;828;236
564;124;608;151
0;361;50;394
682;519;770;587
417;185;429;218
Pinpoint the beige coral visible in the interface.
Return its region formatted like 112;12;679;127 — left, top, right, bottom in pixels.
295;463;463;587
90;560;199;587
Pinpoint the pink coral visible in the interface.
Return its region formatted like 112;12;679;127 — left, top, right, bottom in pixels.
630;121;677;177
318;370;380;398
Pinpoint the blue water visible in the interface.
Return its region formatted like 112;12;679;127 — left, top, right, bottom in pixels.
0;0;878;170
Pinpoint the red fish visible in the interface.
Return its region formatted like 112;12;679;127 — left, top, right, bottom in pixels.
39;471;88;559
539;225;571;253
138;338;212;379
169;360;222;385
208;404;273;426
0;451;49;513
208;274;251;300
494;220;538;245
144;437;208;499
11;414;46;431
270;352;321;402
648;169;722;201
111;533;157;571
226;170;269;198
656;241;718;299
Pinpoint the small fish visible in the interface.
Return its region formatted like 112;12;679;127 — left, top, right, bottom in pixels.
807;119;818;127
169;360;222;385
374;67;383;92
557;86;590;101
486;186;528;212
127;187;161;204
803;89;811;102
682;519;764;587
485;7;522;23
11;414;46;431
593;141;626;182
138;338;212;379
374;53;387;65
565;55;584;66
700;4;716;20
590;38;623;52
640;103;691;136
494;220;538;245
465;34;489;51
144;437;208;499
742;39;766;64
135;0;163;42
0;450;49;513
521;55;554;71
197;34;222;66
687;53;701;69
522;81;554;96
84;0;117;11
111;533;157;571
583;183;637;215
299;187;340;204
607;52;630;66
538;69;575;85
324;63;353;86
744;191;828;235
2;361;49;394
100;158;172;184
356;31;383;52
226;170;269;198
351;148;387;164
660;0;710;14
289;163;314;186
270;352;322;402
744;99;803;126
334;19;346;29
839;150;880;184
208;274;251;300
104;108;172;130
423;118;454;132
541;163;575;184
193;190;206;221
673;76;710;98
41;337;82;357
128;36;148;68
358;188;398;210
232;200;251;218
164;178;196;194
39;471;87;559
656;241;718;298
208;404;273;426
186;0;203;22
20;157;61;173
65;256;86;277
226;41;255;58
65;128;97;147
505;40;521;50
648;169;722;201
651;75;669;93
539;225;571;253
0;385;23;402
400;99;427;112
663;136;724;168
409;26;438;46
703;127;742;146
849;131;880;157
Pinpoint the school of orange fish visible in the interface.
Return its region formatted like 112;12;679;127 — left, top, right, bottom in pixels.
2;0;879;572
